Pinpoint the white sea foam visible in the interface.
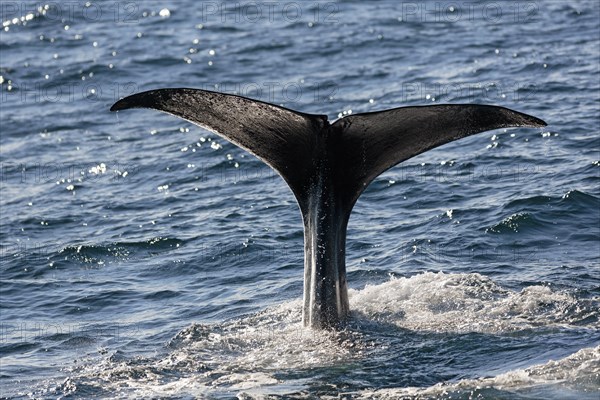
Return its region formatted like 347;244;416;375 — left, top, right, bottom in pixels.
51;272;597;398
350;271;595;333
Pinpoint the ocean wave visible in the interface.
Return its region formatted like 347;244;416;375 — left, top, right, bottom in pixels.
56;237;184;264
357;345;600;400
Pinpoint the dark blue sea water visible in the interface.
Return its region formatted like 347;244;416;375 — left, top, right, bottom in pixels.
1;1;599;398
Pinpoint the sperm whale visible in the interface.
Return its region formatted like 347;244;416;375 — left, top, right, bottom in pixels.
110;88;546;329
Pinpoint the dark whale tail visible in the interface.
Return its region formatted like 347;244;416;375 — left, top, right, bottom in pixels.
111;88;546;329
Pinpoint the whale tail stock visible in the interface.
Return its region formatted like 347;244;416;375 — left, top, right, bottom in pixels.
111;88;547;329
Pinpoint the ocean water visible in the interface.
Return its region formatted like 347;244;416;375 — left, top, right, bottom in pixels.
0;1;599;398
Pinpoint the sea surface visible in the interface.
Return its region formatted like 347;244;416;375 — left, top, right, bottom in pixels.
0;1;599;399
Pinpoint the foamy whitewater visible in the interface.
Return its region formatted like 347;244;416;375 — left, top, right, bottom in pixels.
21;273;597;399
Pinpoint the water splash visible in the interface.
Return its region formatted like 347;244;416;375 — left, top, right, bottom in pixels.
38;273;598;398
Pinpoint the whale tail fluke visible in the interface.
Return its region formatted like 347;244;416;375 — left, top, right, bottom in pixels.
111;88;545;210
111;88;327;204
111;88;546;328
329;104;547;207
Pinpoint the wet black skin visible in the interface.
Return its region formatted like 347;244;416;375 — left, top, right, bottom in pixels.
111;88;546;329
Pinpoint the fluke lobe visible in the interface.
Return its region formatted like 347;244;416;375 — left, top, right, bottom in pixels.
111;88;546;329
